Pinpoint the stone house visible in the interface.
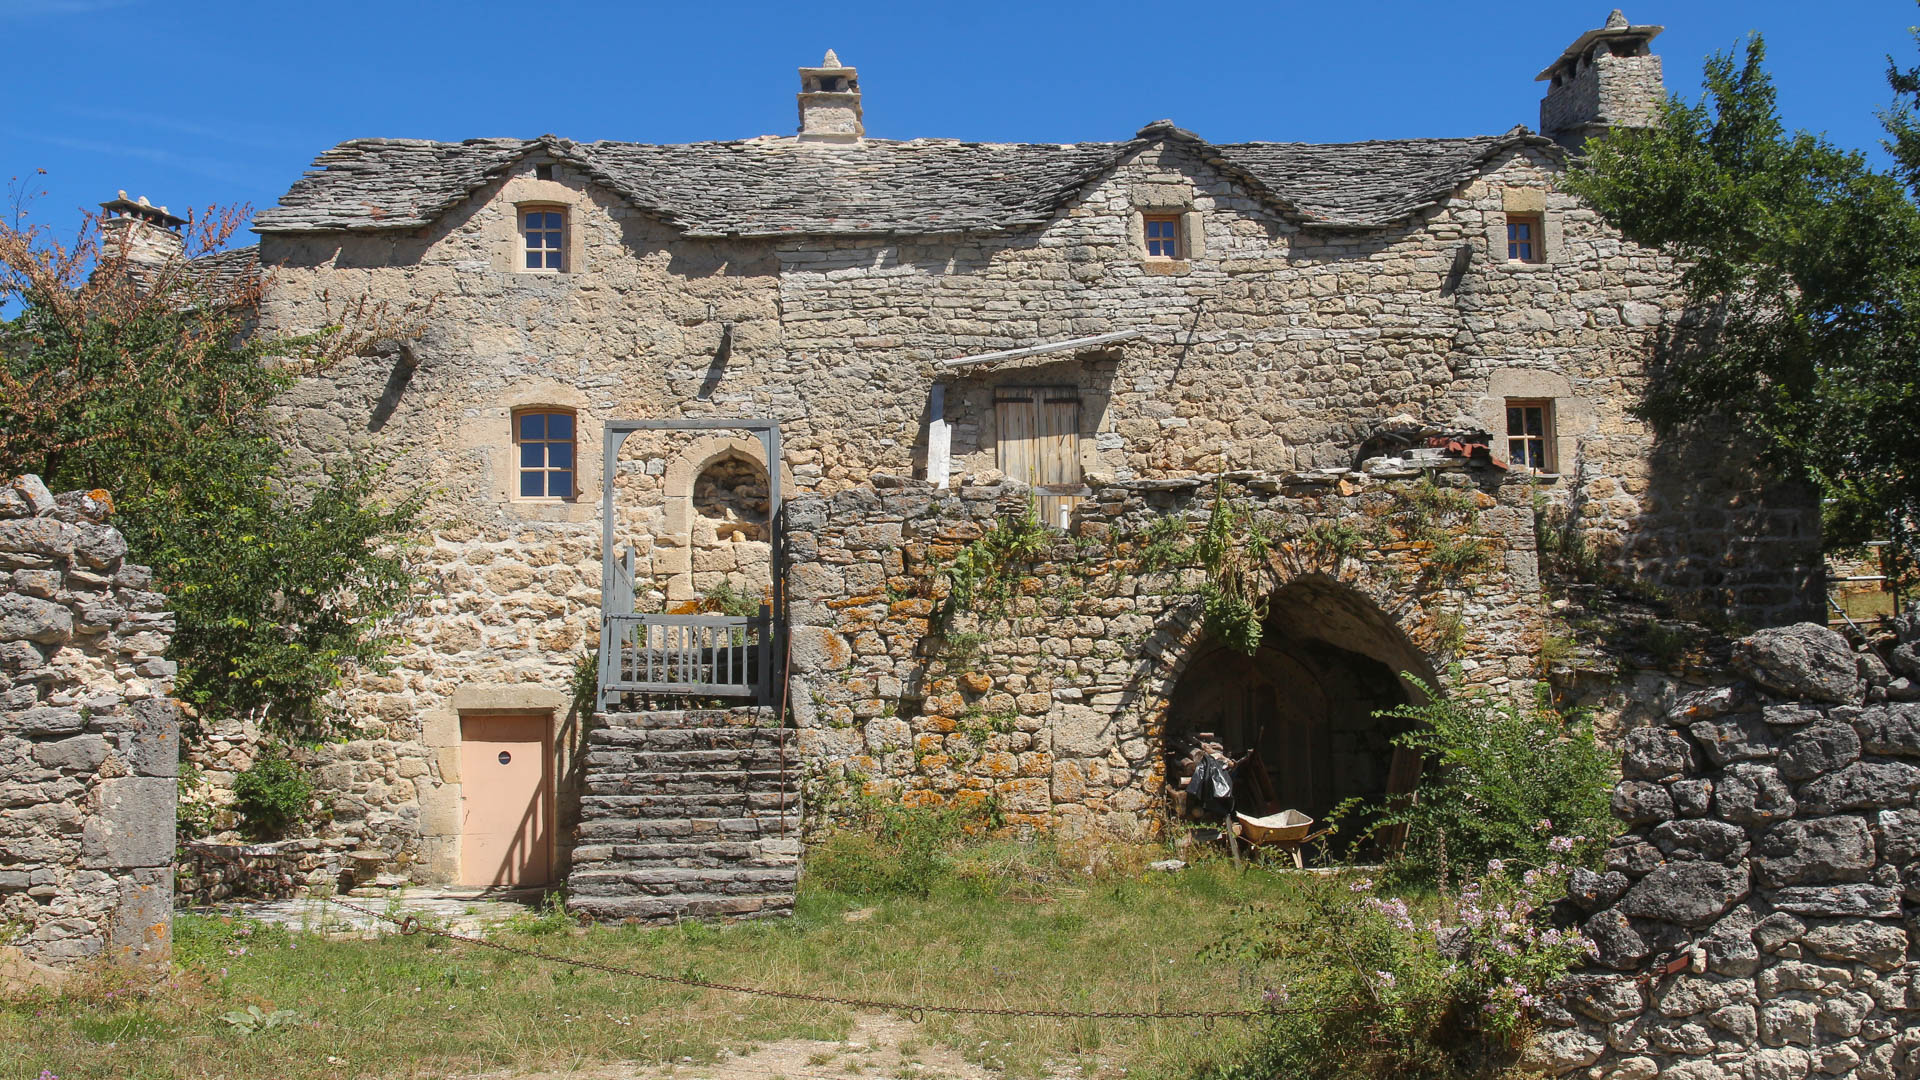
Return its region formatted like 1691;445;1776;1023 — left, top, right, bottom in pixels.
120;10;1818;911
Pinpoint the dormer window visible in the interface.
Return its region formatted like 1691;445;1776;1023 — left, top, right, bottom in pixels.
1144;215;1183;259
520;207;566;272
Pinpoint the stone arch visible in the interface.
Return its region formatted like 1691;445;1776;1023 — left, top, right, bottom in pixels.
1148;572;1439;847
658;436;792;604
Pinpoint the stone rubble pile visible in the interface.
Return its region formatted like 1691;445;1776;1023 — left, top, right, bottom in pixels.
0;475;177;975
1535;620;1920;1080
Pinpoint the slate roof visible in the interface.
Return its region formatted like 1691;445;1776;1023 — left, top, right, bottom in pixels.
253;124;1555;238
182;245;260;295
123;244;260;299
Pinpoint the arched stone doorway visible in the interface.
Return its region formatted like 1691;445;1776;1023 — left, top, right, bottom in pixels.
1163;577;1433;843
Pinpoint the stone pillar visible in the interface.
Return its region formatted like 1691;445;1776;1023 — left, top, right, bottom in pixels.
0;475;178;985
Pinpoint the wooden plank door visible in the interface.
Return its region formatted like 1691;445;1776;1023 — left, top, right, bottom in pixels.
997;387;1084;527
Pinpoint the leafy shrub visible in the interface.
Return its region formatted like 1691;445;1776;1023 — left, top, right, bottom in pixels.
1304;520;1366;562
938;506;1049;624
1426;536;1494;580
571;645;600;716
1206;864;1591;1080
230;755;313;839
1332;675;1615;885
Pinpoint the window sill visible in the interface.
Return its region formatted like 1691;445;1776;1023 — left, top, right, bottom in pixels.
1509;471;1561;484
1141;259;1190;275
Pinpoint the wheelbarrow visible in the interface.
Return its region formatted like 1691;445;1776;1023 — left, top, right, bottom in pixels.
1232;809;1317;868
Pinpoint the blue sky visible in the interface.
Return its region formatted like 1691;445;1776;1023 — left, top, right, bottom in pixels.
3;0;1914;247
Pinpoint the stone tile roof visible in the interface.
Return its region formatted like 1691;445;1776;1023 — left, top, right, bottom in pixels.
253;125;1553;238
183;245;260;295
1207;133;1545;229
123;245;260;299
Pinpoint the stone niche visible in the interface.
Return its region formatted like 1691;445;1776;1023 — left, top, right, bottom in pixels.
0;475;178;985
659;436;780;605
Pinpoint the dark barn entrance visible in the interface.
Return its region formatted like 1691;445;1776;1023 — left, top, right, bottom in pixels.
1163;579;1431;846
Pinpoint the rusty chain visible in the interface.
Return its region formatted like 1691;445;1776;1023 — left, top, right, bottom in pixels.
320;895;1261;1022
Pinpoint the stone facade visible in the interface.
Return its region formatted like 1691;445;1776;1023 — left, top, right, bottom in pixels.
1536;621;1920;1080
156;11;1820;883
0;476;178;977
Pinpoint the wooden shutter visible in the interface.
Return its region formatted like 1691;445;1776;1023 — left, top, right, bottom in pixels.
997;386;1083;527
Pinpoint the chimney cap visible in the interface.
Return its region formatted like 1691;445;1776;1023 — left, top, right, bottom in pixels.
800;48;856;76
99;191;187;229
1535;11;1662;81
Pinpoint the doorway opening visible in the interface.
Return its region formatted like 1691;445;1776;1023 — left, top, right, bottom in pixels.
1163;578;1431;853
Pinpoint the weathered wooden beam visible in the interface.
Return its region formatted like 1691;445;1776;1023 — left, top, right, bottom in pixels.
939;329;1142;370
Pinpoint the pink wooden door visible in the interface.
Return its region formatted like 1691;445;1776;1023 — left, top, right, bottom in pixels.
459;714;551;888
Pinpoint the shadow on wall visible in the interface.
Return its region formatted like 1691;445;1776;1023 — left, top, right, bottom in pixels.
1605;328;1824;627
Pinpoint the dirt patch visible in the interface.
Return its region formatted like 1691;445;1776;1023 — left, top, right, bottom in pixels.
461;1013;1039;1080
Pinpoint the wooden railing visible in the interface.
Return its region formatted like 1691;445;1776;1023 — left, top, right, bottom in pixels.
598;607;771;708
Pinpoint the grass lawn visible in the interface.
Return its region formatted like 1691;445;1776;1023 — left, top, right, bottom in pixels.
1;847;1331;1080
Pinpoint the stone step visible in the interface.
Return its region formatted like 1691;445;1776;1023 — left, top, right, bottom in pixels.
583;772;799;797
570;838;801;868
580;794;796;819
569;865;798;893
597;709;784;731
569;892;794;922
583;748;794;772
576;814;800;840
588;727;793;751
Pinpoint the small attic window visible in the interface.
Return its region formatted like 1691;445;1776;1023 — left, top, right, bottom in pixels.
1145;215;1183;259
1507;214;1543;263
534;163;555;181
521;207;566;272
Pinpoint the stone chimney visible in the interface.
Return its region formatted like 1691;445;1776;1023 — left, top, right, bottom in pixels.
1537;10;1665;151
797;50;863;144
98;191;187;265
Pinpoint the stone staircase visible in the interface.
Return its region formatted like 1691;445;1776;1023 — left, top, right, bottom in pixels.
566;706;801;921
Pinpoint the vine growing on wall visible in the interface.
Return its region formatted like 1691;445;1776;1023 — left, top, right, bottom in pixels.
934;502;1050;627
1192;479;1273;654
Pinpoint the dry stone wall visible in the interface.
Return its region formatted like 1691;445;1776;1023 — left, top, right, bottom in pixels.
784;464;1540;838
1537;621;1920;1079
0;476;177;975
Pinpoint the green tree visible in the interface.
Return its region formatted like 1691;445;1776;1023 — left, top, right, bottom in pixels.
1566;28;1920;574
0;201;427;739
